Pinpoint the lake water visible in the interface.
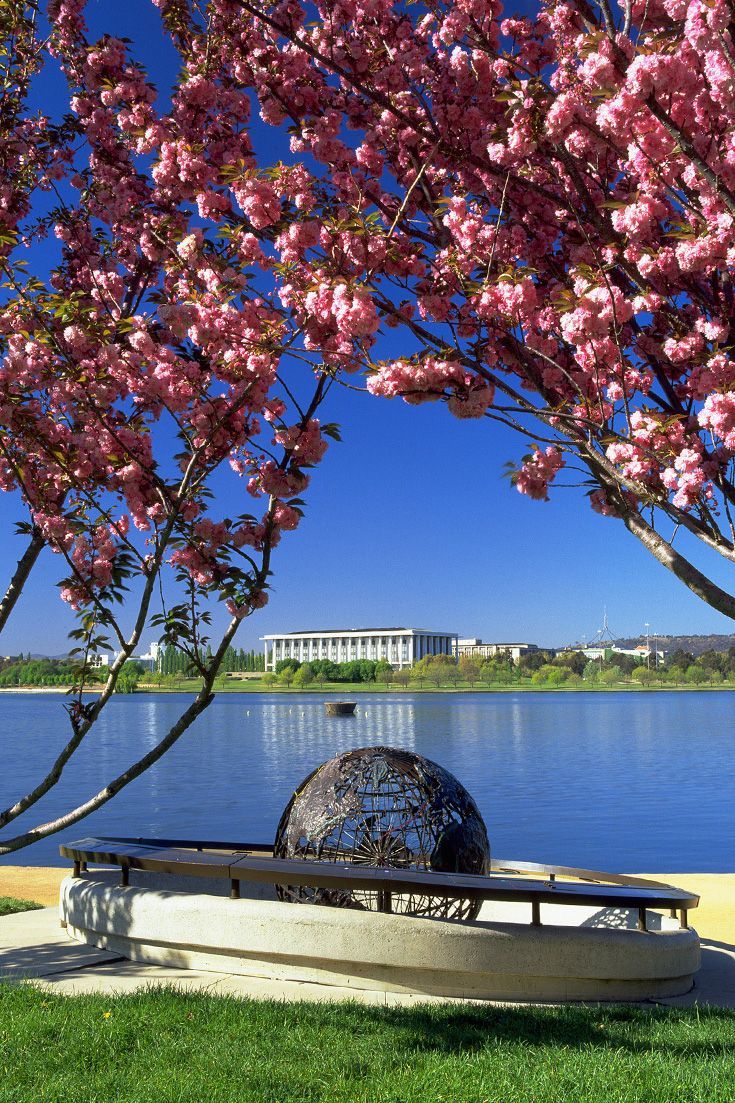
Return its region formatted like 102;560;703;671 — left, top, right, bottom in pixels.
0;691;732;870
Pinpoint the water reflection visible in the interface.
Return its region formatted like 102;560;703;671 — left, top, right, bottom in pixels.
259;697;418;761
0;690;732;870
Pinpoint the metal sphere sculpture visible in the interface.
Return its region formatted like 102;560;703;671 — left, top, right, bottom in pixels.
274;746;490;919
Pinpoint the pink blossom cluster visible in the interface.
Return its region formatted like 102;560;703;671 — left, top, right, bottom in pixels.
273;421;328;465
60;526;120;610
514;448;565;501
367;357;494;418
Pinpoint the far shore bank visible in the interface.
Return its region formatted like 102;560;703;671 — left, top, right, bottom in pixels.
1;682;735;695
0;686;103;694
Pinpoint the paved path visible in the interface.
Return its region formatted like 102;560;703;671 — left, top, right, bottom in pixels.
1;902;733;1008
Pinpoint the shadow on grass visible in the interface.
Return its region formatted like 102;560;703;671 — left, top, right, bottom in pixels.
7;982;732;1063
280;999;735;1058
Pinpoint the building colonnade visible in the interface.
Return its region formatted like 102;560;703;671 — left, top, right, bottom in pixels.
262;629;458;672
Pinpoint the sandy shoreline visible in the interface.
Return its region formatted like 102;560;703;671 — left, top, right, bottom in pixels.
0;687;102;694
2;867;733;945
1;866;68;904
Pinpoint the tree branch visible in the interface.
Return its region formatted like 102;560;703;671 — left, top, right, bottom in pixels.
0;526;44;635
0;511;181;830
621;507;735;620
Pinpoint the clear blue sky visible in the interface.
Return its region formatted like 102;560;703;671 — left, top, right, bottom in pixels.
3;1;735;657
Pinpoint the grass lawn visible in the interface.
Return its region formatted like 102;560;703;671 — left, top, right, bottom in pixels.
1;986;734;1103
0;896;42;917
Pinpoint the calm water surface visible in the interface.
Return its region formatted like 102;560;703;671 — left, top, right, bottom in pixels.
0;691;733;870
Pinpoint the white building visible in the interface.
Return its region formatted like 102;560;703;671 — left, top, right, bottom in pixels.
455;639;540;662
111;641;161;671
262;628;458;672
574;645;665;664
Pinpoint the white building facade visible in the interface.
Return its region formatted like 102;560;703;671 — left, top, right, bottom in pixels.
262;628;458;672
455;639;540;662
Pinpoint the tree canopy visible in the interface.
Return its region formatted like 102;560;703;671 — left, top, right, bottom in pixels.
3;0;735;851
207;0;735;620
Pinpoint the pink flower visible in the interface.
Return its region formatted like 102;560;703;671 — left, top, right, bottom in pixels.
515;448;565;501
232;179;281;229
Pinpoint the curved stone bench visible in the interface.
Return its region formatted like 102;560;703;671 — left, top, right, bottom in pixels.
60;871;700;1002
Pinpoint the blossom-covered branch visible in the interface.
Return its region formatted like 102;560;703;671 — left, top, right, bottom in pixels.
216;0;735;615
0;0;350;850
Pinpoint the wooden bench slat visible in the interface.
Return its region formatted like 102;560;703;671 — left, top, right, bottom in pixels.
59;837;700;912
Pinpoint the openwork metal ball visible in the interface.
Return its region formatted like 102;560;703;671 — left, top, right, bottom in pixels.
274;746;490;919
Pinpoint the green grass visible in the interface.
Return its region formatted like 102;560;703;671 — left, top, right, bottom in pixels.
0;896;42;917
1;986;734;1102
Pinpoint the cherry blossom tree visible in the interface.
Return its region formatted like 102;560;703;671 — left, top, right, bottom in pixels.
0;1;357;854
5;0;735;851
220;0;735;620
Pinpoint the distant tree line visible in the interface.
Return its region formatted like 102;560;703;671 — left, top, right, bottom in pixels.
156;645;264;676
0;657;104;688
0;656;147;691
258;647;735;689
264;658;392;686
457;646;735;688
6;645;735;692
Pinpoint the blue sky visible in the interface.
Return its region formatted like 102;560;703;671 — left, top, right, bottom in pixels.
3;1;735;657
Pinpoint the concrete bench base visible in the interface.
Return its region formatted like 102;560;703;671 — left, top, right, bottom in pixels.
60;873;700;1003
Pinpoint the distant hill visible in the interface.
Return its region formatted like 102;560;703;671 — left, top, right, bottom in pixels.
610;634;735;657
